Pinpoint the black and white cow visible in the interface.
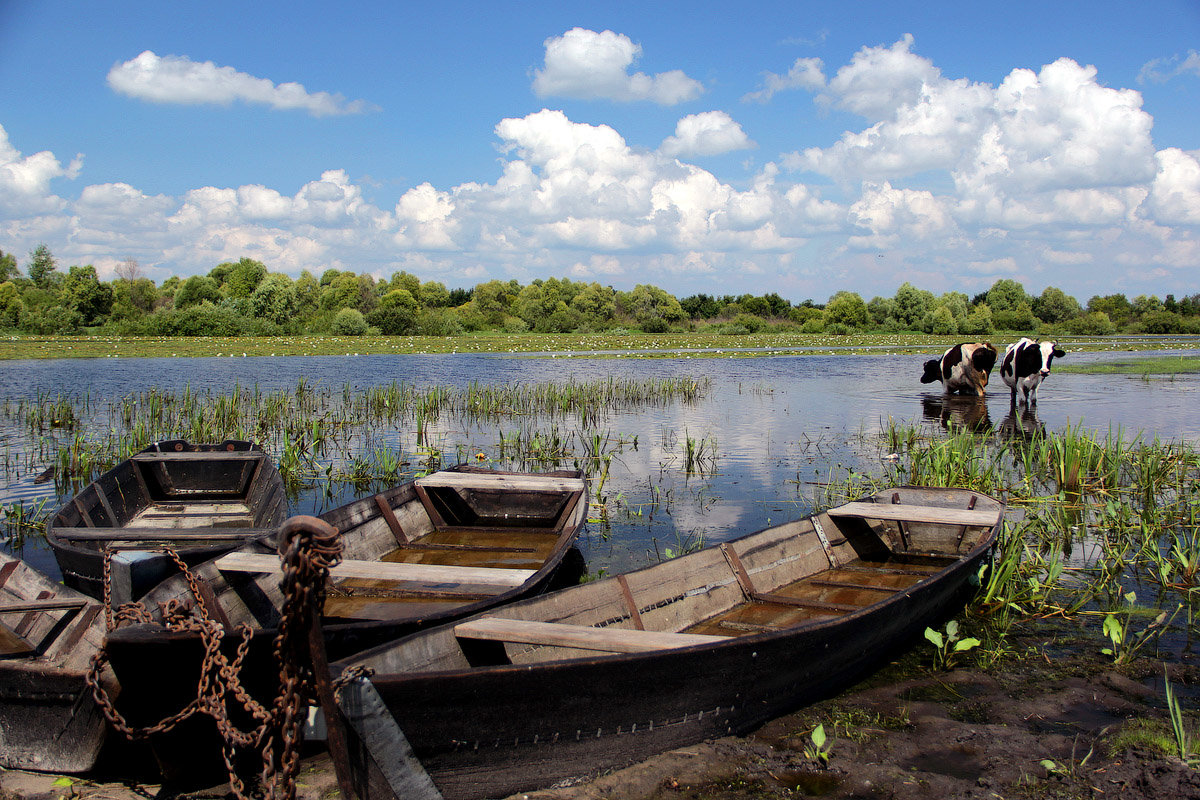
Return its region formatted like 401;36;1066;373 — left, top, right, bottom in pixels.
1000;338;1066;406
919;342;998;396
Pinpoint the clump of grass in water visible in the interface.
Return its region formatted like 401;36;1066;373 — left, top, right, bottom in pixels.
1;497;52;548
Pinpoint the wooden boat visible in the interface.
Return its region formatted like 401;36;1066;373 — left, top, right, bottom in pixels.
101;465;587;780
0;550;115;773
45;439;288;602
330;486;1005;800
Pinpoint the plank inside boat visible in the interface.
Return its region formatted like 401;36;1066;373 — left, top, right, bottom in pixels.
324;526;559;618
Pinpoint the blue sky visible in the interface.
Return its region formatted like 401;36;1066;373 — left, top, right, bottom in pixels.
1;1;1198;303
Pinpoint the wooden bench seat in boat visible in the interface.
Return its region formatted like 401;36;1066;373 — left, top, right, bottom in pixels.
415;473;586;493
131;451;266;463
453;617;726;653
826;502;999;527
214;552;535;591
51;527;275;542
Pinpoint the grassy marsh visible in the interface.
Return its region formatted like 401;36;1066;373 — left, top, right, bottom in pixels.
3;332;1198;360
1057;354;1200;376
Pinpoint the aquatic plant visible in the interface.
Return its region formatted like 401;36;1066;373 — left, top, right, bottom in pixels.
1097;592;1177;664
1164;668;1199;766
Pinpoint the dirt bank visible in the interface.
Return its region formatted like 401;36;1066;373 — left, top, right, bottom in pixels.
3;643;1199;800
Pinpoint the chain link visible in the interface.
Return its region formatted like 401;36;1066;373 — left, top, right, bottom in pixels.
85;518;343;800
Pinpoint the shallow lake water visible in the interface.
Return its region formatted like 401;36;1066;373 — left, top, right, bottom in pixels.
2;347;1198;586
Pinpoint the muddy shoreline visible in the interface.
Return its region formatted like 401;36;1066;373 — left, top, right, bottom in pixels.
4;628;1199;800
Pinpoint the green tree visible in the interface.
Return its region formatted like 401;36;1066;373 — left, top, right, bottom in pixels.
331;307;368;335
0;250;18;282
824;291;869;329
320;272;363;311
221;258;268;298
367;289;419;334
1064;311;1116;335
159;276;182;297
993;301;1037;331
418;280;451;308
0;282;23;328
389;271;421;295
927;305;958;335
1087;294;1132;327
1141;311;1185;334
175;275;222;309
680;293;722;319
619;284;686;329
1131;294;1164;317
61;265;114;325
24;305;82;334
960;304;995;336
867;296;897;328
248;273;299;325
110;278;158;321
893;282;934;329
470;279;521;325
28;244;59;289
1032;286;1082;323
570;283;617;322
986;279;1028;313
295;271;320;316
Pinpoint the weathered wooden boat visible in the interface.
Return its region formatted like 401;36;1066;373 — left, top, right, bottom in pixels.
101;466;587;780
0;550;115;773
330;486;1005;800
46;439;288;602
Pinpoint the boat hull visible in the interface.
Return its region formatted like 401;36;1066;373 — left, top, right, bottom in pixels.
1;552;114;773
101;466;588;783
354;548;984;800
333;486;1004;800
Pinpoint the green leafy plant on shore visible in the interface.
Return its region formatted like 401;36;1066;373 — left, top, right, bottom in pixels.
803;723;833;767
924;619;980;671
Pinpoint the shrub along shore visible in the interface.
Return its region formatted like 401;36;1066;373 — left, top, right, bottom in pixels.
3;247;1199;343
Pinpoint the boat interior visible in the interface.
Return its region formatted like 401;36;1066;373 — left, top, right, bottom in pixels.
0;554;105;670
141;471;587;629
50;448;283;544
349;488;1003;674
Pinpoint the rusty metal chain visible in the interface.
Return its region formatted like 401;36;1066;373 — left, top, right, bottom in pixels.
260;516;343;800
85;520;342;800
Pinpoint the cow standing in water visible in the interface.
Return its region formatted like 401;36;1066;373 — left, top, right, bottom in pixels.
919;342;998;396
1000;338;1066;406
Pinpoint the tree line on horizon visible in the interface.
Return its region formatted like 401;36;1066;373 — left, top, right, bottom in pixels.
2;245;1199;339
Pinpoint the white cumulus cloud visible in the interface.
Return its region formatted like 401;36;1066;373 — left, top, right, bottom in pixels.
107;51;377;116
743;57;826;103
0;123;81;215
532;28;704;105
660;111;755;157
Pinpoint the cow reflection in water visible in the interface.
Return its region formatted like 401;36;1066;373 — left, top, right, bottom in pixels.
921;396;992;433
997;405;1045;441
